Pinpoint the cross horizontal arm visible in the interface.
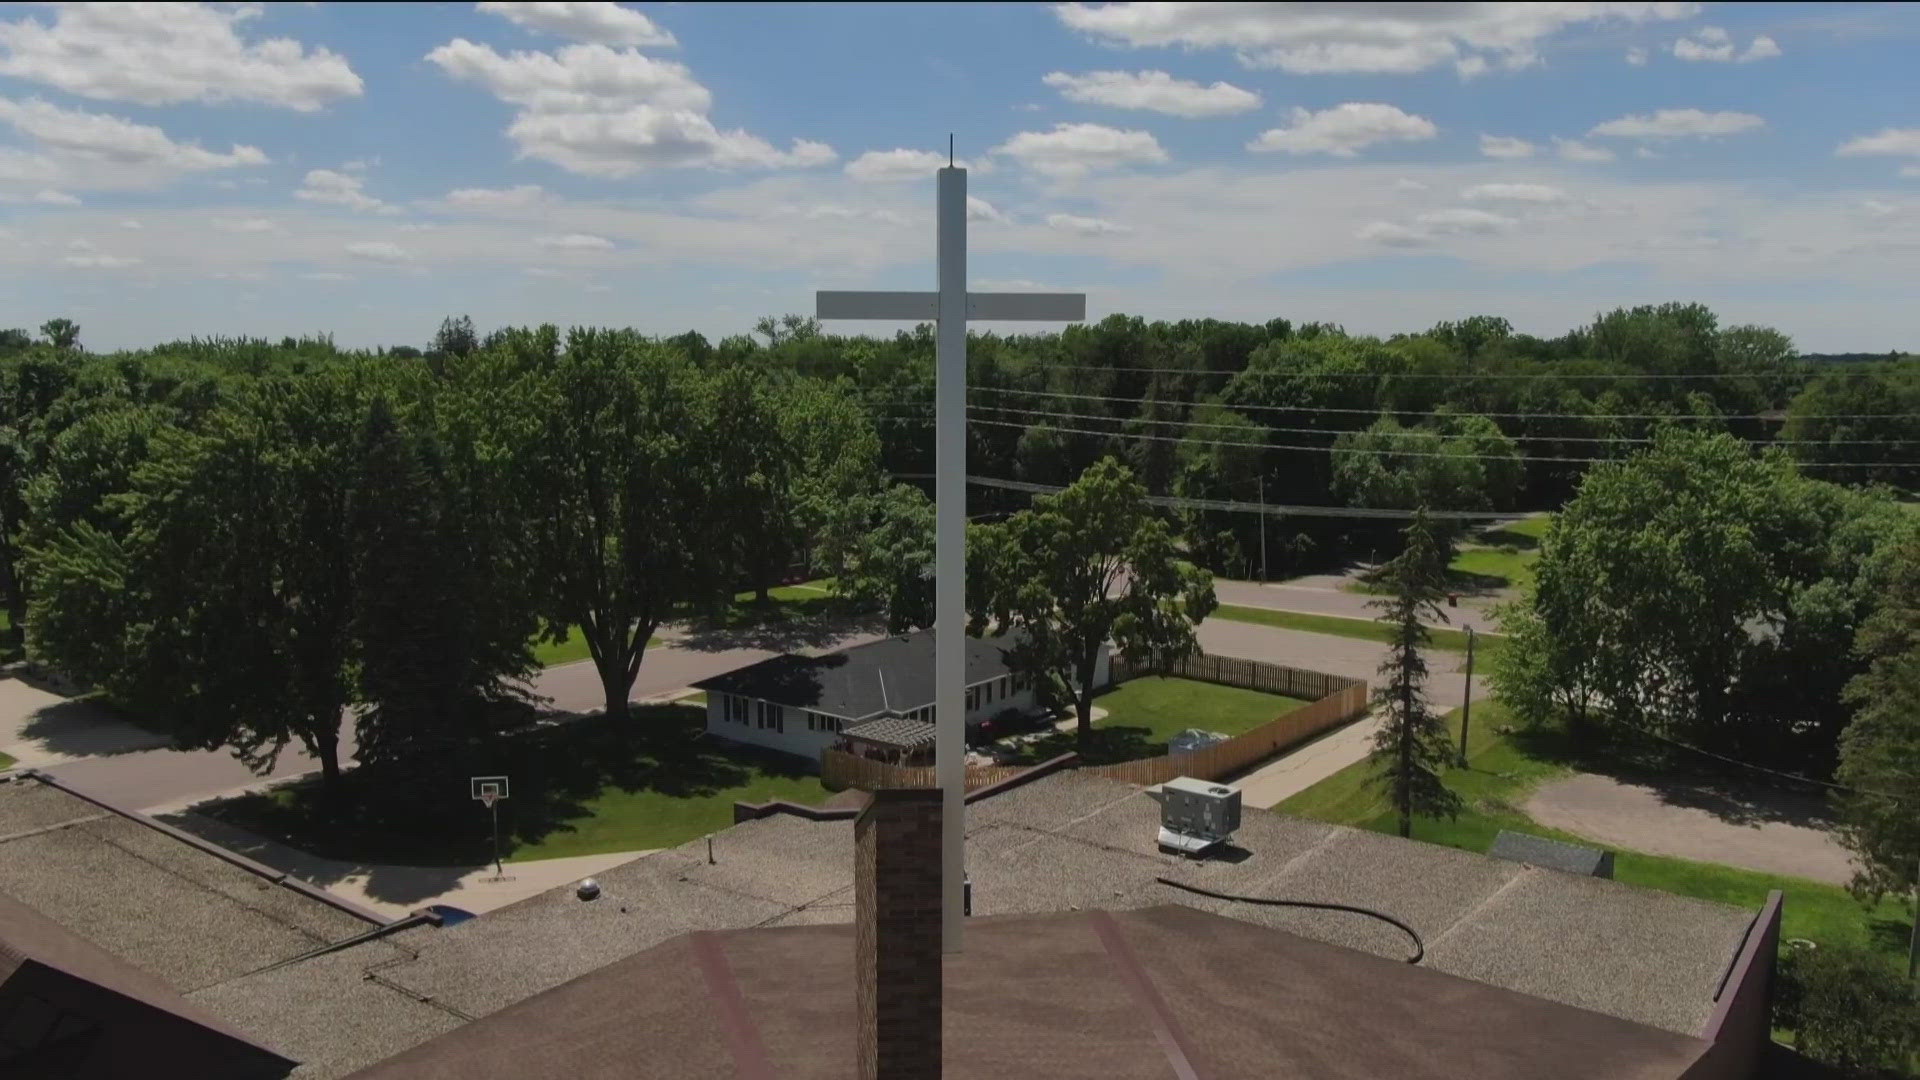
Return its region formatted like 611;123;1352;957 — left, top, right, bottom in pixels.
967;292;1086;322
816;291;938;321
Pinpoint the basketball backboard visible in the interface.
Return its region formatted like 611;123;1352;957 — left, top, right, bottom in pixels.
470;775;509;806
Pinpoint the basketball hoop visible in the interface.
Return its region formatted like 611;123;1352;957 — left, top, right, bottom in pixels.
470;776;511;879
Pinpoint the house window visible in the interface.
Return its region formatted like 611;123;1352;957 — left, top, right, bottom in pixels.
965;686;980;711
725;695;749;724
807;712;841;733
1012;672;1029;694
757;701;784;733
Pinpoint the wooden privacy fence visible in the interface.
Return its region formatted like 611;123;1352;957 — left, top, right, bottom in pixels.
1087;653;1370;788
820;750;1031;794
1108;652;1355;702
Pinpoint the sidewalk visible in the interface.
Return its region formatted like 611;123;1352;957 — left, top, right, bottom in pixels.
1232;710;1383;810
161;811;659;920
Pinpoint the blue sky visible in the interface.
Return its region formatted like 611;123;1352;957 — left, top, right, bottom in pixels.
2;1;1917;352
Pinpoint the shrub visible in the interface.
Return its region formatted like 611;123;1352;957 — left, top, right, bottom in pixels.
1772;942;1920;1076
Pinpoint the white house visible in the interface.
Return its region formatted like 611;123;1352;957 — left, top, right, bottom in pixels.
692;629;1111;762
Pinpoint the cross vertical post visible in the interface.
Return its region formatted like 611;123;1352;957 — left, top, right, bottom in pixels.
816;164;1086;955
934;167;968;954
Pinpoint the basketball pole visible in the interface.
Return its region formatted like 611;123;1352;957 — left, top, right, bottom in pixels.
490;798;502;878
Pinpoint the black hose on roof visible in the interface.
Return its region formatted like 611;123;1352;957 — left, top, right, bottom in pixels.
1154;876;1425;965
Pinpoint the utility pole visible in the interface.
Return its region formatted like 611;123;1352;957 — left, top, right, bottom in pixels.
1909;851;1918;980
1258;476;1268;583
1457;626;1475;768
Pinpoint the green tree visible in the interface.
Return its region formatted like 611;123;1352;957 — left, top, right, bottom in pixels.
1368;509;1464;838
0;329;31;356
483;327;726;722
835;484;935;633
1772;943;1919;1074
38;318;79;352
1834;535;1920;906
972;457;1217;751
347;397;535;772
30;374;366;796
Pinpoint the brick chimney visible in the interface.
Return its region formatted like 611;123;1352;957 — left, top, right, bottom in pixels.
855;788;943;1080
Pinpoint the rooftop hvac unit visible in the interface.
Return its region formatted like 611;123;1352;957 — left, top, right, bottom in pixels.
1148;776;1241;856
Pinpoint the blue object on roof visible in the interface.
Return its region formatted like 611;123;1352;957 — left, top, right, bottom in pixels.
427;904;477;926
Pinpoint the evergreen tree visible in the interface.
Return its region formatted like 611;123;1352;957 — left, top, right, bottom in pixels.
1368;508;1464;838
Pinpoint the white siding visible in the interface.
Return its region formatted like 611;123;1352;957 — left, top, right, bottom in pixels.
704;693;847;760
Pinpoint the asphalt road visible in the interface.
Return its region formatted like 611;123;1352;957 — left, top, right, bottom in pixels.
1211;575;1504;635
24;615;1471;815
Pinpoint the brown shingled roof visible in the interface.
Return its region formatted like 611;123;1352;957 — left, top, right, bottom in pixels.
0;889;296;1078
347;904;1715;1080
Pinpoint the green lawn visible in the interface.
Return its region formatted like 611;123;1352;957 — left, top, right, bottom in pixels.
1002;676;1306;765
1450;545;1538;592
207;703;832;865
0;608;17;664
1278;701;1913;966
1212;603;1501;664
0;750;14;770
530;626;664;667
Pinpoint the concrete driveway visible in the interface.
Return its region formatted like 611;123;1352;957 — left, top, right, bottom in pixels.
1525;772;1859;886
0;675;167;767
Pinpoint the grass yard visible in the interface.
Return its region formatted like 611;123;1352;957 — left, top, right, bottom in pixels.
207;702;831;865
0;750;14;770
0;608;17;664
529;626;664;667
1278;700;1914;967
1212;603;1500;665
1001;676;1307;766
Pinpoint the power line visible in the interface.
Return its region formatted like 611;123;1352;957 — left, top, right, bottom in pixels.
964;473;1517;520
981;361;1824;382
949;415;1920;470
965;385;1918;422
882;400;1920;449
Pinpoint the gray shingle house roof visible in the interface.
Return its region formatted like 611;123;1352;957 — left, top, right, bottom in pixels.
691;629;1023;720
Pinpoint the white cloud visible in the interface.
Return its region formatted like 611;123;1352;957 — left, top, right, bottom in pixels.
991;123;1168;177
0;96;267;197
844;149;984;182
1590;109;1765;138
1055;2;1699;75
118;218;141;229
1672;26;1781;63
425;38;833;176
1041;70;1260;117
32;188;78;205
295;168;397;214
444;184;551;208
1479;134;1536;159
1356;220;1427;246
1903;165;1920;179
345;240;410;262
1554;137;1617;162
1461;182;1568;203
1837;128;1920;158
1046;212;1130;236
968;195;1007;223
1860;199;1897;218
1635;146;1659;159
537;232;615;250
0;2;361;111
214;217;276;233
1248;103;1435;157
1626;45;1649;65
475;2;677;47
301;271;353;282
1394;178;1428;192
60;238;137;268
1416;207;1517;234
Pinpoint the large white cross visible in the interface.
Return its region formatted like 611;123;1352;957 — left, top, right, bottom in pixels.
818;167;1085;953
